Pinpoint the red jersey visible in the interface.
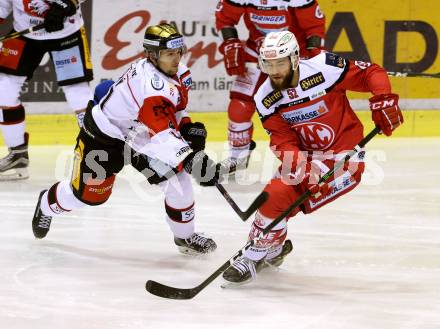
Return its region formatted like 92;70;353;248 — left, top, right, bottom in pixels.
254;52;391;166
215;0;325;59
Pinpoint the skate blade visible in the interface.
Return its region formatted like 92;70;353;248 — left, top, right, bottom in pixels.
220;278;254;289
0;168;29;181
176;246;211;257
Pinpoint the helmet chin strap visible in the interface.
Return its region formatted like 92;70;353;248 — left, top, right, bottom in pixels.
291;66;300;88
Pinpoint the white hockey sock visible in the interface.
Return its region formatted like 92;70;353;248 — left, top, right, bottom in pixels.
165;202;195;239
160;172;195;239
1;122;25;148
40;180;87;216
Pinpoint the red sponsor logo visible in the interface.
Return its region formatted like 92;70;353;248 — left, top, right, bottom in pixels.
22;0;49;18
0;39;25;69
102;10;222;70
293;122;335;150
263;49;277;58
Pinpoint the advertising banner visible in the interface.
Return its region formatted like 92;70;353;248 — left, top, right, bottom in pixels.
0;0;438;112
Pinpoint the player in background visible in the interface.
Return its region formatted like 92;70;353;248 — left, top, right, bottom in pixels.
0;0;93;180
31;23;222;255
215;0;325;174
222;31;403;284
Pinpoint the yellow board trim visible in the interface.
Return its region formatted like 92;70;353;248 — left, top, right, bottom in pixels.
0;110;439;146
71;138;84;191
80;26;93;70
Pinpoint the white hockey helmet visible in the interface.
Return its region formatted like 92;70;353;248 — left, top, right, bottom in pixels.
258;31;300;74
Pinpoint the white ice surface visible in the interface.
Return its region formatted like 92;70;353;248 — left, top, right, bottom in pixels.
1;138;439;329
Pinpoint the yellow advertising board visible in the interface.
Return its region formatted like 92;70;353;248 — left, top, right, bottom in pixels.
321;0;440;101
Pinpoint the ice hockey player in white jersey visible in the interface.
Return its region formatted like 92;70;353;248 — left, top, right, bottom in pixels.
31;23;222;255
0;0;93;180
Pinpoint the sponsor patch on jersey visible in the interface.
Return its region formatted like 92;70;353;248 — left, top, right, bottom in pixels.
52;46;84;81
325;52;345;68
215;0;223;11
250;13;286;25
262;90;283;109
182;75;192;89
300;72;325;91
354;60;372;70
309;174;355;208
315;5;324;19
281;100;329;124
151;73;165;90
176;145;191;158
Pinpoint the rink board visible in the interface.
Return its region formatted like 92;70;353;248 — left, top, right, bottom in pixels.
0;110;438;147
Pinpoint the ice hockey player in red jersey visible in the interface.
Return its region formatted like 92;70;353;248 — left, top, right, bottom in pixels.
31;23;221;255
222;31;403;284
0;0;94;180
215;0;325;174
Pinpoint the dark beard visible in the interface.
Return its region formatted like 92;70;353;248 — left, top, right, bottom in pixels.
270;70;294;91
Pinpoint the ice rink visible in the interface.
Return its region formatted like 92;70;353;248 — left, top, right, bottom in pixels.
1;138;439;329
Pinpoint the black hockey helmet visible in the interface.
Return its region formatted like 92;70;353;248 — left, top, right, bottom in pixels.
143;23;187;58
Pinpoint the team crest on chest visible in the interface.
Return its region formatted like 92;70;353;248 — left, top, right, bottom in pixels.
151;73;164;91
293;122;335;150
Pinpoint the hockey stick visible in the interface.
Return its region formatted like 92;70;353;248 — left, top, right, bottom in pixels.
215;182;268;221
0;24;45;43
146;127;380;299
387;71;440;78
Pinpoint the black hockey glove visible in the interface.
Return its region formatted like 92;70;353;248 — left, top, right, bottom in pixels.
184;151;222;187
44;0;78;32
180;122;207;153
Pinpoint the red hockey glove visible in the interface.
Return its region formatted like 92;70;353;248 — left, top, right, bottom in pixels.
369;93;403;136
219;38;246;76
284;159;331;202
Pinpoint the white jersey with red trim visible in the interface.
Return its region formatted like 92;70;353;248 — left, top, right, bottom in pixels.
0;0;84;40
92;59;193;169
254;52;391;164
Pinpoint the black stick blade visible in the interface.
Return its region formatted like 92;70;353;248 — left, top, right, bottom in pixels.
146;280;198;300
241;191;268;221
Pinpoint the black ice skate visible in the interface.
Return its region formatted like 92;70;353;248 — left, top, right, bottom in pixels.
32;190;52;239
174;232;217;255
220;140;256;175
0;135;29;181
222;239;293;286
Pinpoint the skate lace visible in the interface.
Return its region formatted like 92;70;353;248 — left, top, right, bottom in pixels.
232;256;257;280
189;233;210;247
38;215;52;229
0;152;14;164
